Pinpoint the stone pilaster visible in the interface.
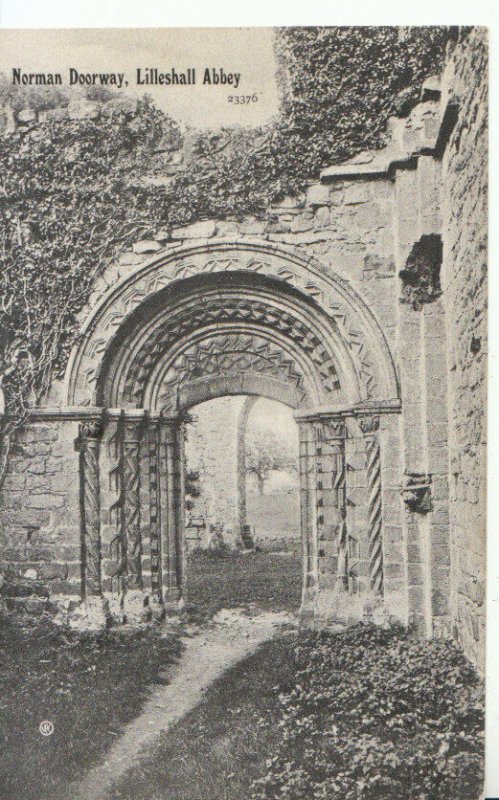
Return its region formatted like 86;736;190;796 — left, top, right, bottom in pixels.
146;417;164;619
312;414;358;624
316;416;348;592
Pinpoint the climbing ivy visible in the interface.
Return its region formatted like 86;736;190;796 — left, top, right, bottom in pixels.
0;26;453;435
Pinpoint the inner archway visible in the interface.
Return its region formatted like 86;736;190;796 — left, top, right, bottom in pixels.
183;395;302;619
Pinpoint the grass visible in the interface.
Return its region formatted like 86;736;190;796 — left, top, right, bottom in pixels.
0;617;182;800
108;634;298;800
0;548;302;799
185;549;303;622
107;625;484;800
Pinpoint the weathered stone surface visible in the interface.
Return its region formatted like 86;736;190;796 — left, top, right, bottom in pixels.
306;183;331;206
153;228;172;242
39;563;69;580
440;28;487;672
171;221;217;239
132;240;162;254
119;252;146;266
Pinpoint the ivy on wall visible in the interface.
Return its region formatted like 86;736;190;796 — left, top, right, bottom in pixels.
0;26;452;434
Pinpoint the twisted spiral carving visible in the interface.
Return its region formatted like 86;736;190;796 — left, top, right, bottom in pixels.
82;441;101;595
365;431;384;595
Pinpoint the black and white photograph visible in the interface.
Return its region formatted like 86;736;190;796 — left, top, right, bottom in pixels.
0;13;490;800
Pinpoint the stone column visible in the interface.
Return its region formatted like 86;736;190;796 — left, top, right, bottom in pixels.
100;411;126;622
317;416;348;592
358;414;384;596
122;414;149;622
146;417;164;619
71;419;109;630
236;395;258;539
159;415;184;610
312;414;360;624
298;420;317;622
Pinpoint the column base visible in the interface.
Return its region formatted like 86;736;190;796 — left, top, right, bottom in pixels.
69;596;110;632
300;586;364;628
123;589;152;624
149;599;166;622
316;587;364;626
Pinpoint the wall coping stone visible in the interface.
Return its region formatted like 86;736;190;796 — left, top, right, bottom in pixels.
320;76;458;183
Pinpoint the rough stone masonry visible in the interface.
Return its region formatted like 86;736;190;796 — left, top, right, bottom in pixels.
0;29;487;672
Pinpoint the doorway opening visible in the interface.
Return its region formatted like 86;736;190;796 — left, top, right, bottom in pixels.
183;395;302;621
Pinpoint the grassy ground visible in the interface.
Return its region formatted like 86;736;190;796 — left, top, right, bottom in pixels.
0;618;182;800
0;548;301;800
107;625;484;800
185;549;303;622
108;634;297;800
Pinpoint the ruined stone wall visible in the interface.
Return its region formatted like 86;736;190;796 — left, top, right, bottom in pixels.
185;396;245;546
0;421;81;620
440;28;488;670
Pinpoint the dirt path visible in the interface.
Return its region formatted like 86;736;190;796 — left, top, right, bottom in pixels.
72;609;296;800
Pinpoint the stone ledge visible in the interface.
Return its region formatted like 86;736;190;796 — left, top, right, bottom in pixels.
320;76;458;184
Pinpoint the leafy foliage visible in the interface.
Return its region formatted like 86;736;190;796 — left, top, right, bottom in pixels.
0;98;181;425
250;624;484;800
0;27;452;434
246;429;298;494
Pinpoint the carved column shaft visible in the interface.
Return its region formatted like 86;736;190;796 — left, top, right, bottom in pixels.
122;419;144;590
315;417;348;591
359;414;384;595
107;414;126;598
148;420;162;603
77;421;103;597
159;418;184;601
298;421;317;613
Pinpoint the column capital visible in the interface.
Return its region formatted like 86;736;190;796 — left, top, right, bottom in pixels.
294;398;401;424
75;417;104;451
358;414;380;435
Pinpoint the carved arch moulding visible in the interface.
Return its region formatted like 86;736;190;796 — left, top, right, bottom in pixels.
64;239;400;411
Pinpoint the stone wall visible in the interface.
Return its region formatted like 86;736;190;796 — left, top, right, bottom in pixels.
184;396;245;547
0;420;81;621
440;28;488;670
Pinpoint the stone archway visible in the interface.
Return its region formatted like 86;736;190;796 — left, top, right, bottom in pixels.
65;240;400;626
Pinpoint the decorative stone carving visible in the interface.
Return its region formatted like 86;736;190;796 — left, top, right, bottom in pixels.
158;333;309;411
315;417;348;591
122;419;144;590
66;242;399;408
118;295;341;408
75;420;103;597
359;414;384;595
402;473;433;513
107;415;126;598
147;421;162;603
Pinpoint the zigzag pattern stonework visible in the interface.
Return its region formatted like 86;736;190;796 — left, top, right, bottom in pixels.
66;243;398;410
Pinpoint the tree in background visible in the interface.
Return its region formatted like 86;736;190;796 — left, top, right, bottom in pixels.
245;430;298;495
